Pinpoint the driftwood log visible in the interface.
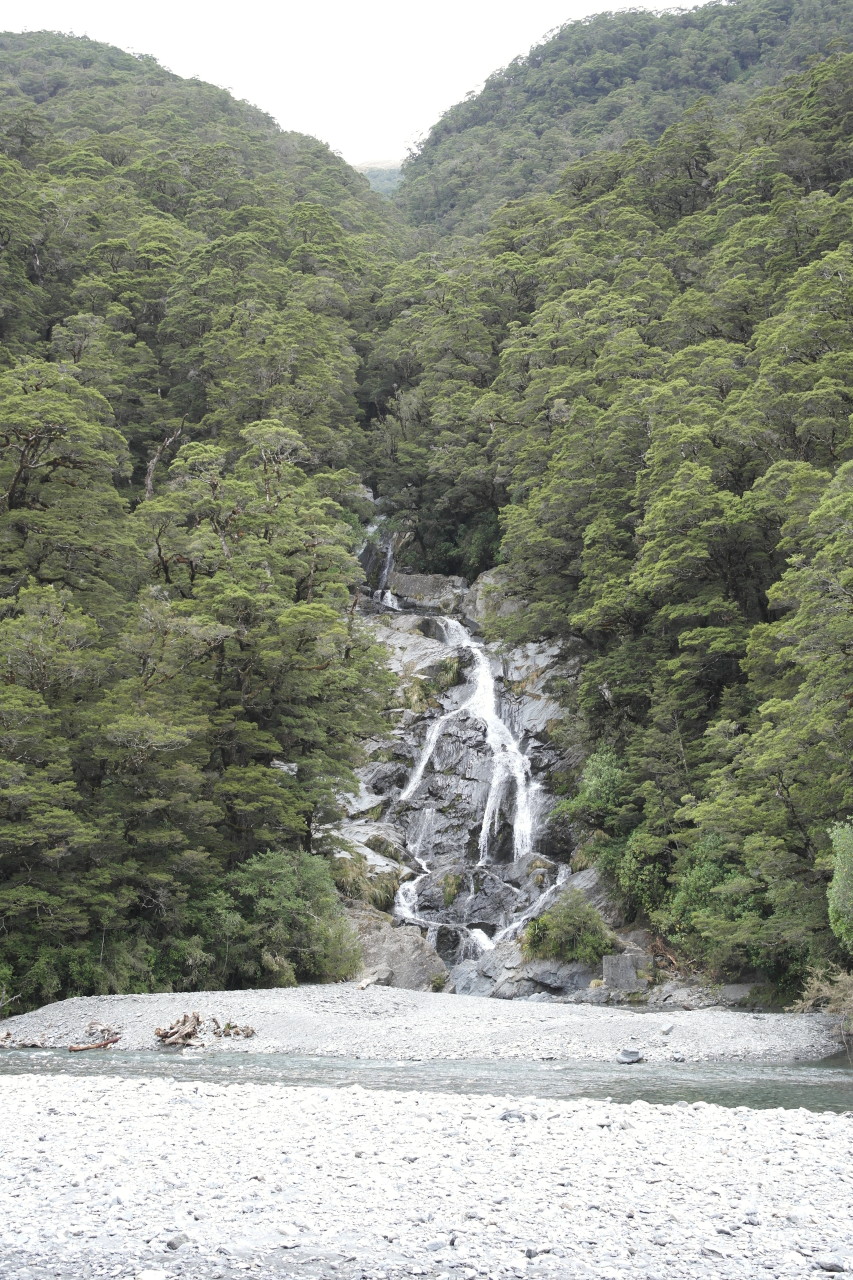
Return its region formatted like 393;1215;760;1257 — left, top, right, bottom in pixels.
69;1036;121;1052
155;1011;204;1047
210;1017;256;1039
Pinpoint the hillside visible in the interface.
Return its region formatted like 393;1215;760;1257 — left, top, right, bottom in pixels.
364;52;853;983
1;22;852;1010
395;0;853;234
0;32;402;1010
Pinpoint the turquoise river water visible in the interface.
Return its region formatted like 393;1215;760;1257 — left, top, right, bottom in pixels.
1;1047;851;1112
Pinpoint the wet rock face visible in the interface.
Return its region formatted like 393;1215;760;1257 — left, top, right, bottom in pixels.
334;565;633;999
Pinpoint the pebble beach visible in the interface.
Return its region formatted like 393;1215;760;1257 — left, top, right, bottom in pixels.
1;986;851;1280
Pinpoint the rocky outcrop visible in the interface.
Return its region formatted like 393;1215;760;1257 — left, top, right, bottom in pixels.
602;953;650;994
563;867;627;928
340;559;645;998
346;903;448;991
386;571;468;615
460;567;521;629
453;936;596;1000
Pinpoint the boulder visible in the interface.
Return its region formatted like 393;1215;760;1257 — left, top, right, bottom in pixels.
451;959;495;997
451;936;597;999
346;903;447;991
602;953;650;994
386;571;468;615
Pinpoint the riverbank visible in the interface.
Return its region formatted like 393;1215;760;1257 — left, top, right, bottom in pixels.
2;1073;852;1280
0;983;844;1062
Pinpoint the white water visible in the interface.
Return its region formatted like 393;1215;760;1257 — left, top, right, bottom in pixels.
399;617;538;865
395;811;435;923
378;540;395;591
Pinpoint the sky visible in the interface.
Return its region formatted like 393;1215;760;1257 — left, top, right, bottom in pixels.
2;0;690;166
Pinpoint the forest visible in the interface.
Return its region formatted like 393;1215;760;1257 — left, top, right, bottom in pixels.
1;0;852;1010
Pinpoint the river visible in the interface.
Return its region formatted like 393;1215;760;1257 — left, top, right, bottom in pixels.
3;1046;851;1112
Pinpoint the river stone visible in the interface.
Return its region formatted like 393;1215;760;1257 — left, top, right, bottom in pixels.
346;903;447;991
616;1047;644;1063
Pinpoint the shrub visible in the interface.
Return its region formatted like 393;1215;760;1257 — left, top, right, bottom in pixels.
790;965;853;1035
442;873;463;907
330;850;400;910
522;890;612;965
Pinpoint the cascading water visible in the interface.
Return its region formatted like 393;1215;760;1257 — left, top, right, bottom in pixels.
389;613;557;960
346;515;580;988
399;617;538;865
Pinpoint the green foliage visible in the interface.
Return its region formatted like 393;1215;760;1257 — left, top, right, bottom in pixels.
0;32;396;1010
442;873;463;907
366;50;853;983
829;825;853;955
522;890;613;965
396;0;853;234
359;167;402;197
3;17;853;1004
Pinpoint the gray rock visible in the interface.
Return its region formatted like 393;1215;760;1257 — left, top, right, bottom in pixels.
461;567;520;629
616;1047;644;1064
565;867;627;928
815;1258;847;1273
165;1232;189;1250
451;936;597;1000
386;571;468;615
451;959;496;997
718;983;759;1007
603;953;649;993
347;903;448;991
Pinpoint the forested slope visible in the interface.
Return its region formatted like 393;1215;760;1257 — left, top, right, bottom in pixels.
396;0;853;235
2;14;853;1009
0;33;402;1009
365;53;853;984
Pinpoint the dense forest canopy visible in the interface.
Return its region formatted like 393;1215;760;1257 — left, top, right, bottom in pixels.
1;6;853;1009
395;0;853;234
366;51;853;987
0;31;403;1008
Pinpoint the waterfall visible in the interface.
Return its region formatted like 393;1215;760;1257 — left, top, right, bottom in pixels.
399;616;537;864
377;540;395;592
394;811;434;924
373;535;402;611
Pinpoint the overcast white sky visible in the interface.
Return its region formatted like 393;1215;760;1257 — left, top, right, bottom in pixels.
3;0;689;166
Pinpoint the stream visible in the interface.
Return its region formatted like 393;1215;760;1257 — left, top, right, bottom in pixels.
2;1047;852;1112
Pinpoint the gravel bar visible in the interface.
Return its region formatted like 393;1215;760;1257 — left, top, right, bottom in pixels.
1;1074;853;1280
0;983;844;1062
